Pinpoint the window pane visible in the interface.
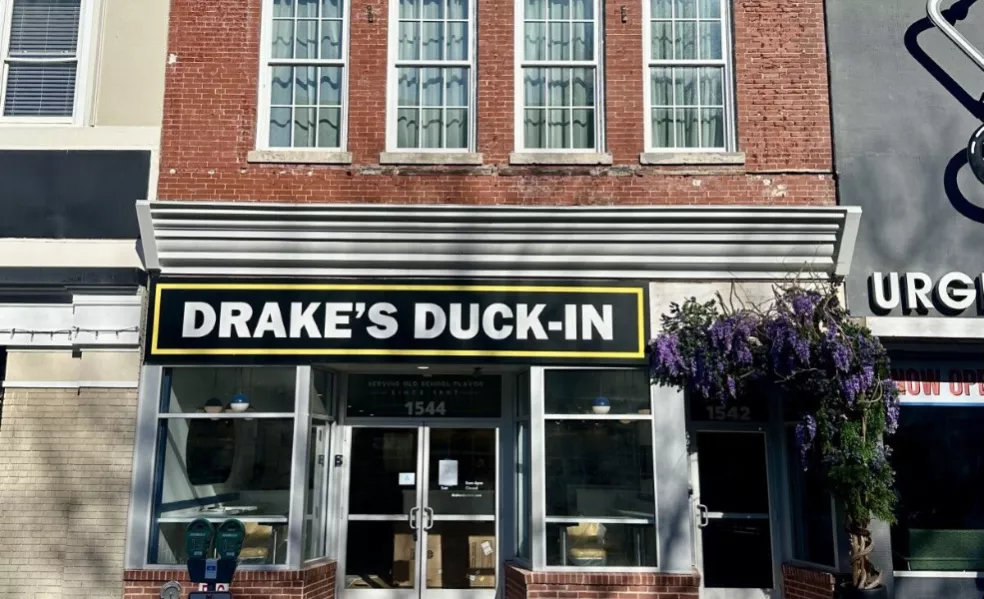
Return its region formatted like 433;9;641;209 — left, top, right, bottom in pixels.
445;108;468;148
155;522;288;565
421;21;445;60
524;68;545;106
548;0;569;19
652;107;673;147
547;22;570;60
572;0;593;19
545;369;651;415
699;0;721;19
651;21;671;60
422;0;444;19
446;67;468;106
3;62;77;117
572;22;593;61
274;0;295;17
544;420;655;517
547;108;569;147
675;107;698;148
524;22;545;60
447;21;468;60
572;108;594;149
295;19;319;58
572;67;593;106
651;0;671;18
322;0;344;19
891;406;984;571
150;418;294;564
303;424;330;561
524;109;545;148
699;21;722;60
294;107;317;146
675;67;697;104
526;0;545;19
785;428;835;567
700;67;723;105
321;19;343;59
400;0;419;19
270;107;292;146
163;367;297;414
676;20;697;60
700;107;724;148
297;0;319;17
317;107;341;147
312;369;336;415
9;0;80;55
319;66;343;105
421;108;443;148
272;19;294;58
398;67;420;106
399;22;420;60
547;67;569;107
398;108;420;148
651;67;671;105
449;0;468;19
515;421;531;559
675;0;696;18
295;66;318;105
421;67;444;106
546;522;656;566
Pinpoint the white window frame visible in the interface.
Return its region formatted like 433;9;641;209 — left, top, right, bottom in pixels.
385;0;477;152
513;0;605;154
0;0;94;126
255;0;351;151
641;0;736;152
530;366;660;572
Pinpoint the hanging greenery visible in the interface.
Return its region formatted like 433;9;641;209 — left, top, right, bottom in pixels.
649;283;899;591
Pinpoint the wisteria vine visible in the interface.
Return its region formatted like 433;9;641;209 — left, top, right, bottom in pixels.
649;284;899;590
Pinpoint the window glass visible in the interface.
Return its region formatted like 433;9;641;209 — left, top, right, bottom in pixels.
546;521;656;566
544;420;655;518
545;369;651;415
515;420;531;560
164;367;296;414
151;417;294;565
313;369;335;416
784;427;835;566
304;423;330;561
891;406;984;571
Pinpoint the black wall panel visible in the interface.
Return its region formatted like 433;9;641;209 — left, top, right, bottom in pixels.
0;150;149;239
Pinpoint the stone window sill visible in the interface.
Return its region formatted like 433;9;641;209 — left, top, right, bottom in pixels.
639;151;745;166
378;151;483;165
509;152;613;166
247;149;353;164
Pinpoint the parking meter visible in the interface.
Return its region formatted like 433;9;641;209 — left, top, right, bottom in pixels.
186;518;244;599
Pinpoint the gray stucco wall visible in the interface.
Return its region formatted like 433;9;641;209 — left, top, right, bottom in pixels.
828;0;984;317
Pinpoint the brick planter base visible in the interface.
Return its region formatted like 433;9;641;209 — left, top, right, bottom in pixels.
123;561;335;599
504;563;700;599
782;563;838;599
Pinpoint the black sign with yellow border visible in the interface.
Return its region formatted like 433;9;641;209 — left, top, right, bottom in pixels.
145;277;649;365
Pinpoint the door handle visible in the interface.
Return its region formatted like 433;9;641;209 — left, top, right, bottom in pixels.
422;507;434;531
696;503;709;528
409;506;420;530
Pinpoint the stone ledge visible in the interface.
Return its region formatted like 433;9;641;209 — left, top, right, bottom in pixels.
639;151;746;166
247;150;353;164
508;152;613;166
379;151;484;165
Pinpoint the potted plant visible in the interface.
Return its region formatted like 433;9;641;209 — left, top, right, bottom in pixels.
649;283;899;598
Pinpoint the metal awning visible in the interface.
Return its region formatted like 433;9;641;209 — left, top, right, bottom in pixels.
136;200;861;280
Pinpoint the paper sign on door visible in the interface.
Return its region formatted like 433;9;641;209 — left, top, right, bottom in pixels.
399;472;415;486
438;460;458;486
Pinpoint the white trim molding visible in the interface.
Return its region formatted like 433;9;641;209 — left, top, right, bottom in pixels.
863;316;984;340
0;292;141;347
1;380;139;389
136;200;862;280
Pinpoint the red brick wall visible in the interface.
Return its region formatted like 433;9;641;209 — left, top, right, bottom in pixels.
157;0;834;205
504;563;699;599
781;563;838;599
123;562;336;599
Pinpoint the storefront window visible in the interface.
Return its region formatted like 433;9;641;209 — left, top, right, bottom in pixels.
784;426;836;567
891;406;984;571
149;367;297;565
541;369;657;567
304;369;335;561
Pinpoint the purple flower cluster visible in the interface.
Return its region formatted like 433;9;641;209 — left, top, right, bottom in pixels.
883;379;901;434
788;289;822;321
794;414;817;468
652;333;684;377
823;326;852;373
766;316;811;374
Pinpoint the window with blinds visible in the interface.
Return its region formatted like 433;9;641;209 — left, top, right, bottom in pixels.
1;0;82;118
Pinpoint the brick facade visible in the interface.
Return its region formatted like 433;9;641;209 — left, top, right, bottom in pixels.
157;0;835;205
123;561;336;599
504;563;700;599
0;388;138;599
781;563;838;599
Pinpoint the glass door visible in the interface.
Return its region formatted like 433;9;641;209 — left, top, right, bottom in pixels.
693;430;776;599
340;425;498;599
